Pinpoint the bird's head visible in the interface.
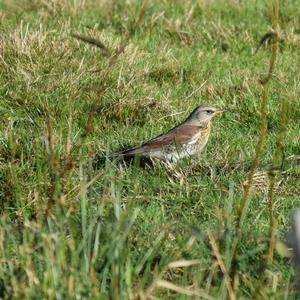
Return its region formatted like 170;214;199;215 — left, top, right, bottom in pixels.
187;105;226;125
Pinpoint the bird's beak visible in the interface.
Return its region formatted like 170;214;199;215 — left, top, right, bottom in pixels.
214;108;227;114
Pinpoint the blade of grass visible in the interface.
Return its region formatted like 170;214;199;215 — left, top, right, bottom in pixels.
230;0;280;284
264;86;291;268
207;230;236;300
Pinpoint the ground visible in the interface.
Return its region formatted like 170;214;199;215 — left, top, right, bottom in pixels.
0;0;300;299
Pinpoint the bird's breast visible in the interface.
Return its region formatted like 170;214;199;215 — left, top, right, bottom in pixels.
196;127;210;148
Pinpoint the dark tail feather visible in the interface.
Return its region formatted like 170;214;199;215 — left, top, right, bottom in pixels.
108;147;138;159
108;145;145;159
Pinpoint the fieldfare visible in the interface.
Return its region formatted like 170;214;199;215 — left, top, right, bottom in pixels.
109;105;225;163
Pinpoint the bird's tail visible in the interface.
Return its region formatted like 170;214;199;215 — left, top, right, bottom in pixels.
108;146;145;159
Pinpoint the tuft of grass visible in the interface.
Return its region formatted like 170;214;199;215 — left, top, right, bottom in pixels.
0;0;300;299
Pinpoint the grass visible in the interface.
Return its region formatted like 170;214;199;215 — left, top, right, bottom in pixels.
0;0;300;298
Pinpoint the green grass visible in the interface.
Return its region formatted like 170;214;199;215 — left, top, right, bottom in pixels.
0;0;300;298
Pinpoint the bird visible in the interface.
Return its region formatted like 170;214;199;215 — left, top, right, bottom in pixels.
108;105;225;164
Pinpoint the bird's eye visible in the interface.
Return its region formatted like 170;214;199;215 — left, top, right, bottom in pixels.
206;110;214;114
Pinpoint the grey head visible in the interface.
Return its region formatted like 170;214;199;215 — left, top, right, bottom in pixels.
186;105;225;125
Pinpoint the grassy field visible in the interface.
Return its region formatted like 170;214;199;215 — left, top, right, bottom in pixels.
0;0;300;298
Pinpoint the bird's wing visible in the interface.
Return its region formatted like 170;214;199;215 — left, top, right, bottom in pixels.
110;124;201;157
140;124;201;149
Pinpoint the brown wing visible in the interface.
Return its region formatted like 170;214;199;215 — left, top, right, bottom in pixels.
141;124;201;150
111;124;201;157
